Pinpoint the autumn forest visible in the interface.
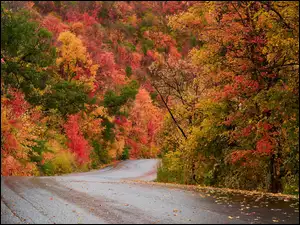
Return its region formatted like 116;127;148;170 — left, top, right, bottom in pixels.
1;1;299;194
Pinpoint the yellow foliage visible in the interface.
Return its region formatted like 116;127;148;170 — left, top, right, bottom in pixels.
56;31;87;78
92;106;108;117
52;150;76;174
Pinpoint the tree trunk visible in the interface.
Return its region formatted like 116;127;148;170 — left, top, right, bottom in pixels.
270;153;283;193
153;85;187;140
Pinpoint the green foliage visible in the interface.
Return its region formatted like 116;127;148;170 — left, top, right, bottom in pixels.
203;170;215;186
125;65;132;77
98;7;108;20
101;118;115;143
120;145;130;160
190;35;204;47
123;42;136;52
141;39;154;55
29;140;53;164
90;140;110;168
1;7;56;104
150;91;158;101
28;140;56;176
140;12;154;28
43;81;89;116
103;80;139;115
157;47;167;53
282;174;299;195
40;161;55;176
157;151;185;184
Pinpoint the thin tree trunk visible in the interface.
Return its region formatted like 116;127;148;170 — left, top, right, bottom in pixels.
270;153;283;193
153;84;187;140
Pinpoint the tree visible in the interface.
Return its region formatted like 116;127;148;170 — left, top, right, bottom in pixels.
1;6;56;105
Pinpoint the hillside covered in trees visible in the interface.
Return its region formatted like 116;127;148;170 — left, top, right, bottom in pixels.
1;1;299;194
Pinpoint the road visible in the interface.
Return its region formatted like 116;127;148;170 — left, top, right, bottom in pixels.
1;159;299;224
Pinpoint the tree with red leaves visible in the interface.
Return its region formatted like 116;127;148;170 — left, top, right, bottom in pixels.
64;114;91;164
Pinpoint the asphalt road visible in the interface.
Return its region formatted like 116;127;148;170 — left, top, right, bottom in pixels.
1;159;299;224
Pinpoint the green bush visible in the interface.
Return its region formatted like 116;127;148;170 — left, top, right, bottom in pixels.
125;66;132;77
90;140;110;168
156;151;185;184
52;151;76;175
120;146;130;160
40;161;55;176
101;118;115;143
29;140;54;175
141;39;154;55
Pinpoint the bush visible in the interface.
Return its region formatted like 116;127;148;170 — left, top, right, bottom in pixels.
40;161;55;176
90;140;110;168
282;174;299;195
156;151;185;184
120;145;130;160
125;66;132;77
141;39;154;55
52;151;76;175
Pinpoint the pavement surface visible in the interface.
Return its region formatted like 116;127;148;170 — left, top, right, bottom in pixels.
1;159;299;224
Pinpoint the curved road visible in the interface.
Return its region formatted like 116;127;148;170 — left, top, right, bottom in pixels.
1;159;299;224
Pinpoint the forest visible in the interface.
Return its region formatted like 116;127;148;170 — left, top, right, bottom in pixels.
1;1;299;194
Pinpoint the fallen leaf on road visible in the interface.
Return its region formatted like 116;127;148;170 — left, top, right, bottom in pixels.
228;216;233;219
173;209;178;213
272;219;279;222
50;197;53;200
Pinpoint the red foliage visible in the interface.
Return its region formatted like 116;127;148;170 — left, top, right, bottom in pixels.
7;89;29;118
169;46;181;59
230;150;254;164
65;9;82;24
64;114;91;164
146;50;157;61
96;51;116;72
42;15;69;39
161;1;188;15
82;12;98;26
126;138;139;159
241;125;253;137
117;46;130;65
130;52;142;70
223;115;235;126
142;80;155;93
220;76;259;99
3;132;18;152
114;115;127;126
256;135;273;155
